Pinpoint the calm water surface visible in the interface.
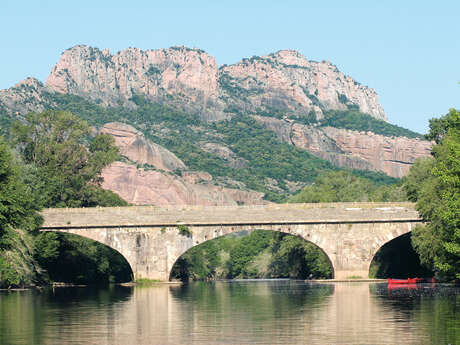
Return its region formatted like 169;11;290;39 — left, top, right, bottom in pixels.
0;281;458;345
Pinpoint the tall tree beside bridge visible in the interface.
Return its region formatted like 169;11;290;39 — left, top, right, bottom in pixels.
407;109;460;280
7;110;130;285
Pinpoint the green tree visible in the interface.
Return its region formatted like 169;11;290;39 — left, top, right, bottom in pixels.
408;109;459;280
268;233;332;279
228;231;273;278
403;157;436;202
289;170;406;203
11;110;126;207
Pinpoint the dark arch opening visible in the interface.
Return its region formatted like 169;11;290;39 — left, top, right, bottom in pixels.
36;231;133;284
369;232;433;279
169;229;334;282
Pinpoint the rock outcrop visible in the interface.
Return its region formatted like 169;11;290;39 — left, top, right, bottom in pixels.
100;122;266;206
102;162;266;206
100;122;186;171
253;116;431;178
321;127;433;177
200;142;248;168
0;45;431;194
45;45;386;121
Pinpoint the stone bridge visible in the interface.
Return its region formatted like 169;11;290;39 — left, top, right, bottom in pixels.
40;202;422;280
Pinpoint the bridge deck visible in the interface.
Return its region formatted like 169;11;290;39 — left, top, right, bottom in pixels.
41;202;421;229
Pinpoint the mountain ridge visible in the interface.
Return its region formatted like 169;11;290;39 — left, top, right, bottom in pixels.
44;45;386;122
0;45;433;205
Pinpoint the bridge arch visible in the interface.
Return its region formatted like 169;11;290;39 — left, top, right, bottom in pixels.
41;229;134;282
366;222;416;277
369;229;432;278
168;228;335;281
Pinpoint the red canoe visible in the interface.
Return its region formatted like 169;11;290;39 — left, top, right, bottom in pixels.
388;278;425;284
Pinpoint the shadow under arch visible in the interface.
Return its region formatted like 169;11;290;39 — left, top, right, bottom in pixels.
368;232;432;279
169;229;334;281
38;230;134;284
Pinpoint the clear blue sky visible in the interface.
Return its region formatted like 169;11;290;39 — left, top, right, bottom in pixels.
1;0;458;133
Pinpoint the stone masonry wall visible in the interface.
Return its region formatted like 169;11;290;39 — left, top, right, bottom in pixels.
42;203;421;280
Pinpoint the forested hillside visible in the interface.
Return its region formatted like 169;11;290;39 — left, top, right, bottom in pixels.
41;92;400;202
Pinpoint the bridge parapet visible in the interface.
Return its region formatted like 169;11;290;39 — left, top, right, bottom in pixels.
41;202;420;229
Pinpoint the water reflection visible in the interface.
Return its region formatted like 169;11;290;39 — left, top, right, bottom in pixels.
0;282;458;345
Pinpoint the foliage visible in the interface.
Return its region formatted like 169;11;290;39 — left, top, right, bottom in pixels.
135;278;162;285
0;137;42;237
170;230;333;281
403;157;435;202
269;233;332;279
0;138;43;287
177;224;192;237
425;109;460;144
288;171;407;203
0;228;43;288
11;110;127;208
406;109;460;280
170;240;222;281
320;110;423;139
228;231;273;277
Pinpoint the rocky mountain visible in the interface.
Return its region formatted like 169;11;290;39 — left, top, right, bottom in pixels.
45;45;385;122
0;44;433;205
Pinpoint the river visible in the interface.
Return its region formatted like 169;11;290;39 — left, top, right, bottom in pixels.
0;281;458;345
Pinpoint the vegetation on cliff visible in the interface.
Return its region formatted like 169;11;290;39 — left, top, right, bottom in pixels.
319;110;423;139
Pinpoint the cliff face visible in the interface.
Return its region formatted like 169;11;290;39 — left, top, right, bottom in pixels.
321;127;432;177
102;162;266;206
45;45;386;121
100;122;266;206
219;50;386;121
253;116;431;178
46;45;226;121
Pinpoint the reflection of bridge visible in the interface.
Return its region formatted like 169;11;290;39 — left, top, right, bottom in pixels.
40;202;422;280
